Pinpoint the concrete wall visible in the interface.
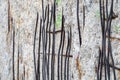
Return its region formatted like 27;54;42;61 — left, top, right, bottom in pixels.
0;0;120;80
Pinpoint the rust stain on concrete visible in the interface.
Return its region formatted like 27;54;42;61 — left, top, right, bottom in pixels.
117;70;120;80
8;0;11;33
76;56;82;80
106;36;120;41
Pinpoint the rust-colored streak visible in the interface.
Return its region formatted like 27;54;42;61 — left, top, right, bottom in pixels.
26;68;29;79
94;65;97;73
117;70;120;80
106;36;120;41
8;0;11;33
117;71;120;80
6;0;12;50
76;57;82;80
22;66;25;80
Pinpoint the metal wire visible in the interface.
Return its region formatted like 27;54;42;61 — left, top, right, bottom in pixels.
9;0;120;80
47;5;53;80
57;10;64;80
60;15;65;80
67;27;72;80
37;18;42;80
51;1;56;80
33;12;39;80
64;31;69;80
77;0;82;47
97;0;119;80
12;18;15;80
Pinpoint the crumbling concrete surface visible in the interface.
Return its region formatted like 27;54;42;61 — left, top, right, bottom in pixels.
0;0;120;80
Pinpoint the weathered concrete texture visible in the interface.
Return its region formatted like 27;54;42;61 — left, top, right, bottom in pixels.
0;0;38;80
70;0;120;80
0;0;120;80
